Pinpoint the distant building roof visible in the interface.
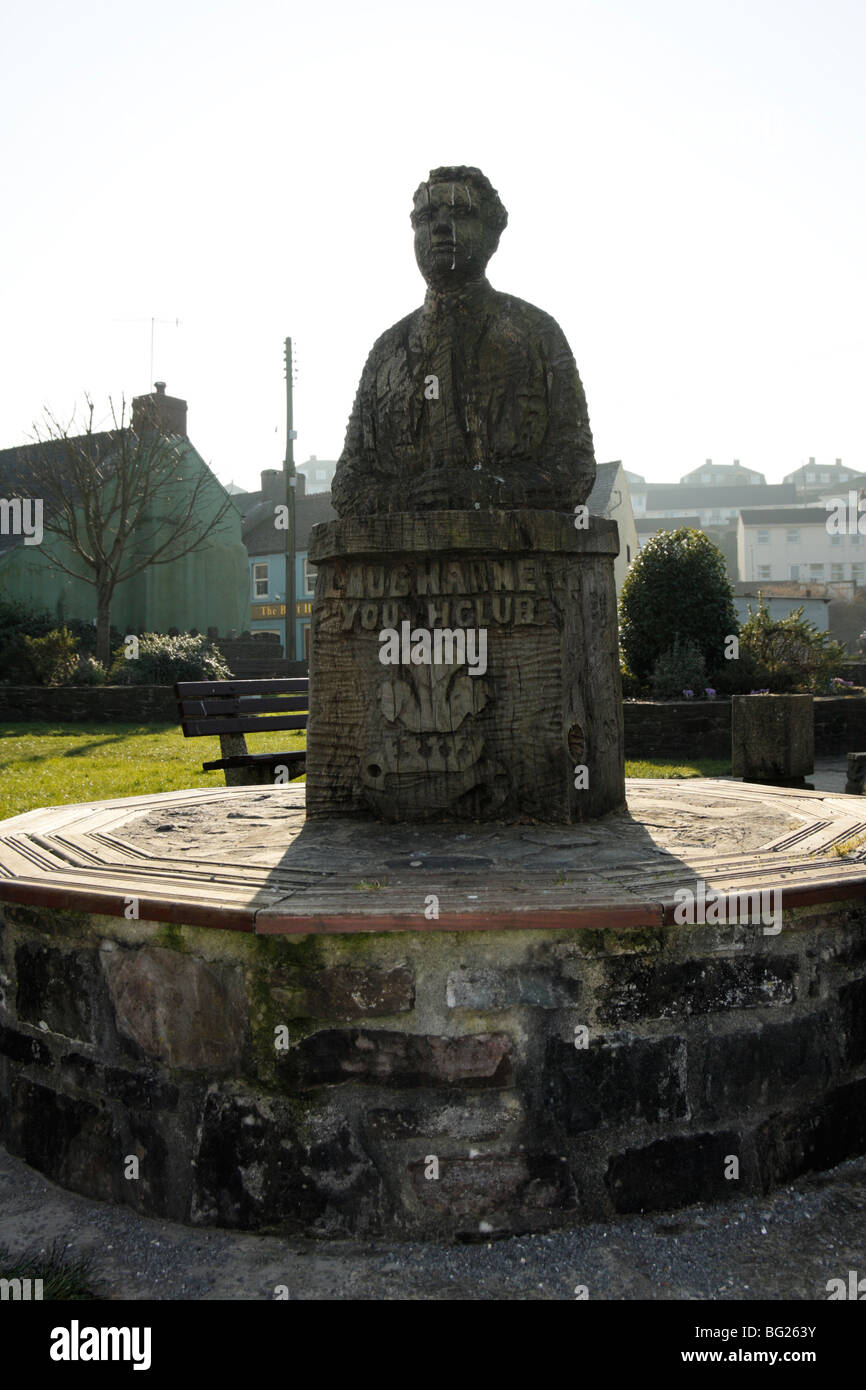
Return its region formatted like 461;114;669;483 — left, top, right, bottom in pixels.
738;507;829;526
636;515;701;532
588;460;624;515
243;491;336;556
645;483;796;510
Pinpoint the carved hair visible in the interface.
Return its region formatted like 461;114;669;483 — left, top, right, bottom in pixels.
411;166;508;235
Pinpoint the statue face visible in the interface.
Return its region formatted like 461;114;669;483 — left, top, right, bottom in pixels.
412;181;499;290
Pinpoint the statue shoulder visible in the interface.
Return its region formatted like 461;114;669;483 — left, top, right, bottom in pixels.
487;289;574;353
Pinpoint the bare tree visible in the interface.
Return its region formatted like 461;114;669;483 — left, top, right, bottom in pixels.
8;395;236;666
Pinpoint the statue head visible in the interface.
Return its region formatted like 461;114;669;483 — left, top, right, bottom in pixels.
411;166;508;291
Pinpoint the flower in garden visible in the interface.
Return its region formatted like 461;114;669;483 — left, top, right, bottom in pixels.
682;688;694;698
749;688;770;694
704;687;716;698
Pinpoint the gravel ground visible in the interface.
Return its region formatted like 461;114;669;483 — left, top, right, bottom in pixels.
2;1144;864;1301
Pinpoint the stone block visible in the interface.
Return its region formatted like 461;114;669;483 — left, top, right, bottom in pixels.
599;956;796;1024
544;1034;688;1134
273;964;415;1021
446;966;580;1010
103;946;248;1070
192;1088;383;1234
731;694;814;783
0;1022;54;1068
5;1074;124;1202
606;1131;743;1213
754;1078;866;1189
15;942;108;1044
409;1152;572;1225
278;1029;513;1090
845;751;866;794
697;1015;838;1119
838;977;866;1067
364;1093;522;1142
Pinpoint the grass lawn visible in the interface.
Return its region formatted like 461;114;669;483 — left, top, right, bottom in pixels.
0;721;306;822
0;722;731;821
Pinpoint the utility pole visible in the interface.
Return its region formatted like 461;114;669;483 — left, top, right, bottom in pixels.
284;337;297;660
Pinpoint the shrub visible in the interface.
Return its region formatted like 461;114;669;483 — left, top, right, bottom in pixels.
20;627;80;685
738;597;848;693
650;636;707;699
74;655;107;686
107;632;231;685
619;529;738;684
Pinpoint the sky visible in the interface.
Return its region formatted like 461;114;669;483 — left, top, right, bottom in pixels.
2;0;865;493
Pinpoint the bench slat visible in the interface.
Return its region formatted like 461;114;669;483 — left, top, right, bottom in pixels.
202;750;306;772
182;714;308;738
175;678;309;697
178;696;308;717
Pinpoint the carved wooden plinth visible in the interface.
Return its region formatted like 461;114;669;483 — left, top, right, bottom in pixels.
305;510;625;822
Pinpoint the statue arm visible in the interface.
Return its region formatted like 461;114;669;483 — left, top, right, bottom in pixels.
540;323;596;506
331;353;380;518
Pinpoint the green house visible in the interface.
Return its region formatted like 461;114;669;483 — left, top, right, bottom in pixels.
0;384;249;638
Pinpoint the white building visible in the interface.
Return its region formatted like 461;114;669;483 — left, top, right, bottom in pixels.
297;455;337;494
680;458;766;487
737;506;866;588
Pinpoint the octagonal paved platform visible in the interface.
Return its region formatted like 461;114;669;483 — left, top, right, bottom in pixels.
1;778;866;933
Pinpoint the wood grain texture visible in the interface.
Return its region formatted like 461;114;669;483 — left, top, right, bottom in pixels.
306;510;624;822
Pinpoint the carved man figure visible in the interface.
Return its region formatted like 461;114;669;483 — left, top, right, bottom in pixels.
331;166;596;515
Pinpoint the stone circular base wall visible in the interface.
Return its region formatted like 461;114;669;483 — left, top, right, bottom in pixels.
1;902;865;1240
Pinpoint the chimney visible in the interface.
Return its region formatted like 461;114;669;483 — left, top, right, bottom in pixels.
131;381;188;437
260;469;283;500
808;456;816;465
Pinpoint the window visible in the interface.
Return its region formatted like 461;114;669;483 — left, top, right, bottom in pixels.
831;564;844;581
830;534;842;546
757;565;772;579
852;564;864;584
852;534;861;547
304;557;317;595
757;529;770;544
809;563;824;578
253;562;269;598
316;469;326;480
790;565;800;580
786;529;800;544
806;472;816;482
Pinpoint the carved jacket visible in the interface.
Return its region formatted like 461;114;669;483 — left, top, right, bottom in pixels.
332;278;596;515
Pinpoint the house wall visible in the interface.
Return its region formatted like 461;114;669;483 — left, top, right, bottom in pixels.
0;446;248;639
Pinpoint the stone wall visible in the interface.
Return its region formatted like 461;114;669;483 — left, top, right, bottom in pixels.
1;901;864;1238
0;685;178;724
3;686;866;763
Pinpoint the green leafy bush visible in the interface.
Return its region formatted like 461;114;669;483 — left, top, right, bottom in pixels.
21;627;80;685
650;636;707;698
738;598;847;693
107;632;231;686
619;529;739;684
0;599;122;682
74;655;107;686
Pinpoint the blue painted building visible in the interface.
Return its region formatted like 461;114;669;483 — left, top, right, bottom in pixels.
234;469;336;658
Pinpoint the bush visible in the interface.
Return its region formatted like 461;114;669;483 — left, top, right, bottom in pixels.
107;632;231;686
0;598;123;682
650;637;707;698
738;598;848;693
74;655;107;686
20;627;80;685
618;529;739;684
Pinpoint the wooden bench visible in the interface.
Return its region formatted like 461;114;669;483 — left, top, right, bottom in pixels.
175;678;309;786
